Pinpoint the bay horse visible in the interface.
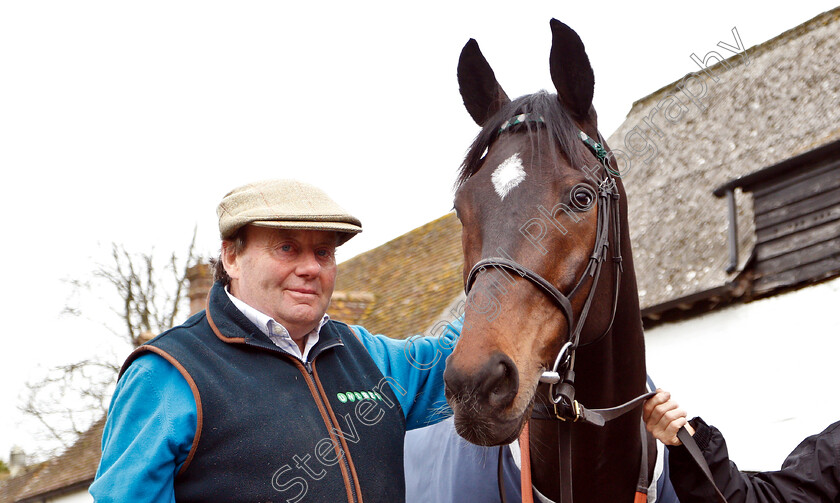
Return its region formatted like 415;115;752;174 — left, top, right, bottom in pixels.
442;19;655;503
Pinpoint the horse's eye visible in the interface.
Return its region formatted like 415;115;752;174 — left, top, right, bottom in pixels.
571;185;595;211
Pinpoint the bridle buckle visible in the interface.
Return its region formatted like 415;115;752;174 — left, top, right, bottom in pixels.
554;399;583;422
572;400;583;422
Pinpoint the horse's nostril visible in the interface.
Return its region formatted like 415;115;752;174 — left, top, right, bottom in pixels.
489;363;506;393
483;354;518;409
445;352;519;410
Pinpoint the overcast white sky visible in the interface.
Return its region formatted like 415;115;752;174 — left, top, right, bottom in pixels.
1;1;837;462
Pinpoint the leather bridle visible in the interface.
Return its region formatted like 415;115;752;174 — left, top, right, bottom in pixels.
462;115;729;503
464;119;628;421
463;116;653;503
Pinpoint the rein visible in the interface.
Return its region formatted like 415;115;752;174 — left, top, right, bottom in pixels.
466;114;728;503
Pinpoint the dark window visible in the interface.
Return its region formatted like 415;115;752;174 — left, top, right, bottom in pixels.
716;140;840;295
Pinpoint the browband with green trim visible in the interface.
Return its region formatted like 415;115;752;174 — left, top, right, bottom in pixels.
497;113;608;162
498;113;545;133
577;130;608;161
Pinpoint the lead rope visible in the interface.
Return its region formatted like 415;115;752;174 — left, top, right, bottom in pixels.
635;420;650;503
497;420;555;503
520;421;534;503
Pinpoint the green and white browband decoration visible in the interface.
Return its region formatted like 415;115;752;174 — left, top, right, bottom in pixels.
498;113;545;133
497;113;608;161
578;130;608;161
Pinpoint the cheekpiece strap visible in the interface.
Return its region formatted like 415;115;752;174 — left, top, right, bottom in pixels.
498;113;545;134
578;130;608;161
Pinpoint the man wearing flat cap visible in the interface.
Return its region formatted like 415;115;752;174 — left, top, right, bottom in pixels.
91;180;461;502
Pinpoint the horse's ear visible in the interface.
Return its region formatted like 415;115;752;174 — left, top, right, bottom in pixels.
549;19;594;120
458;39;510;126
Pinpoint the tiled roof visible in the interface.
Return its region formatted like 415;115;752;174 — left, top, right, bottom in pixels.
607;6;840;311
333;213;464;339
0;464;47;503
9;417;104;502
328;290;376;326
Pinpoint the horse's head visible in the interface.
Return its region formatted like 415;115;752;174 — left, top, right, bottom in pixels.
444;19;626;446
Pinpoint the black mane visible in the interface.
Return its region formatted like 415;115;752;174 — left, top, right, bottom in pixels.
455;91;589;189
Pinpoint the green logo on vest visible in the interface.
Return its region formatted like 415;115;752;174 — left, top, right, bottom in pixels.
336;390;383;403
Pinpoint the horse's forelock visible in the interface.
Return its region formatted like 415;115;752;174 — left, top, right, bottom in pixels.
455;91;590;190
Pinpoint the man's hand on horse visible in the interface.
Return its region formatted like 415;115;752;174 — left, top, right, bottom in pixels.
643;389;695;446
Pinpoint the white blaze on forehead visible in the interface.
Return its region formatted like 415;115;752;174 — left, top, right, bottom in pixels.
491;153;526;200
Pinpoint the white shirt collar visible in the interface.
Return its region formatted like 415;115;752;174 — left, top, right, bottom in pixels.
224;286;328;362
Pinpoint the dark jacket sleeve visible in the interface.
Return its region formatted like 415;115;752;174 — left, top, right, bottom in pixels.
667;418;840;503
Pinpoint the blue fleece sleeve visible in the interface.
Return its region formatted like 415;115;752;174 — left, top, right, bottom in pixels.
351;316;462;430
90;353;196;503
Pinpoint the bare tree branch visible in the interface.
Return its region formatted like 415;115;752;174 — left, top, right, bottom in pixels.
22;228;202;458
18;358;118;457
167;227;197;330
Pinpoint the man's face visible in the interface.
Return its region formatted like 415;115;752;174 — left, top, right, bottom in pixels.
223;226;338;340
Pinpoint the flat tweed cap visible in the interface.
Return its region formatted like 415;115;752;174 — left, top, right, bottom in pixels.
217;179;362;245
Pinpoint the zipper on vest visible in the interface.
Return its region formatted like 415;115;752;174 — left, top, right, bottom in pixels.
300;358;360;503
